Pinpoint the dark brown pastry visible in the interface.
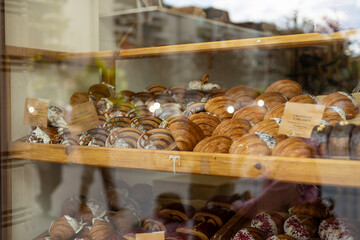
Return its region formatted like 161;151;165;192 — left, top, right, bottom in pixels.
263;104;285;120
70;92;90;106
176;221;218;240
233;227;267;240
168;117;204;151
189;112;221;137
205;96;242;120
229;133;273;156
193;135;232;153
159;202;196;223
309;124;333;158
146;84;167;96
350;125;360;160
193;206;234;228
76;200;107;225
61;196;82;217
137;128;178;150
328;121;356;157
89;218;118;240
289;198;332;219
254;92;287;110
289;94;318;104
130;116;162;132
89;83;112;99
265;80;302;100
143;215;180;234
107;127;142;148
284;214;319;239
249;119;287;142
226;85;260;106
251;211;286;237
272;137;316;158
320;92;358;119
233;105;268;125
212;118;251;141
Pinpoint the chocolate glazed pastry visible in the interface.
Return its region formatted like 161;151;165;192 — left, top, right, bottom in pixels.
328;121;356;158
350;125;360;160
309;124;333;158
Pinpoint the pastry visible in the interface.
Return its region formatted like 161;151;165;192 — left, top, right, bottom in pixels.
130;116;162;132
229;133;273;156
318;217;360;240
272;137;316;158
205;96;242;120
263;104;285;120
89;83;112;100
284;214;319;240
322;106;346;126
328;121;356;157
70;92;90;106
176;221;218;240
26;127;51;144
49;215;84;240
251;211;286;237
254;92;287;110
168;117;204;151
179;90;206;108
212;118;252;141
265;80;302;100
159;202;196;223
89;218;118;240
189;112;221;137
266;234;296;240
128;92;154;106
203;89;226;101
320;92;358;119
137;128;178;150
108;209;139;235
233;105;268;125
143;215;180;234
192;206;234;228
206;193;249;212
76;199;107;224
193;135;232;153
118;90;135;102
154;94;176;104
289;94;318;104
289;198;332;219
146;84;167;96
107;128;142;148
183;102;206;115
154;103;183;120
350;125;360;160
233;227;267;240
165;85;187;101
249;119;287;142
226;85;260;106
125;105;152;119
104;117;131;130
309;124;332;158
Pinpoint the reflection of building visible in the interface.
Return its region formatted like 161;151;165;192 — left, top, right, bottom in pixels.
100;4;270;50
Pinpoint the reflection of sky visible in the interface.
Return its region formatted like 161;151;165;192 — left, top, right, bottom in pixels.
164;0;360;30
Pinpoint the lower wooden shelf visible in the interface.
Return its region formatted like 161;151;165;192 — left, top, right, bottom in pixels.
8;142;360;188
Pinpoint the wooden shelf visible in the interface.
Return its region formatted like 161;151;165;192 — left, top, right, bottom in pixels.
5;29;359;61
8;142;360;188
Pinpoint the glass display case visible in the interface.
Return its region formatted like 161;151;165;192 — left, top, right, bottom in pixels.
1;0;360;239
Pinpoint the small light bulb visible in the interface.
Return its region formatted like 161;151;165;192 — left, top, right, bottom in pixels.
153;102;160;109
28;106;35;113
257;100;265;107
227;106;235;114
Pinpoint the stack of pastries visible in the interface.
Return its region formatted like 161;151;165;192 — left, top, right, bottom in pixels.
25;77;359;160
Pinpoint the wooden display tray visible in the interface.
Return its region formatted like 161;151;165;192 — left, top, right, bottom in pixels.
8;142;360;188
5;29;359;61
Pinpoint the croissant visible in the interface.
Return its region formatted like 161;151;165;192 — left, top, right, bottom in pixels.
128;92;154;106
289;94;317;104
226;85;260;106
232;105;267;125
322;106;346;126
109;209;139;235
205;96;242;120
130;116;162;132
193;135;232;153
265;79;302;100
107;128;142;148
137;128;177;150
320;92;358;119
49;215;84;240
183;102;206;115
272;137;316;158
146;84;167;96
254;92;287;110
249;119;287;142
212;118;251;141
229;133;272;156
154;103;183;120
89;218;118;240
125;105;152;119
263;104;285;120
189;112;221;137
118;90;135;102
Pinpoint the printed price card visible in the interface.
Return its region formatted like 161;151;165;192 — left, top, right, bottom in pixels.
63;101;99;135
136;231;165;240
278;102;325;138
23;98;50;128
